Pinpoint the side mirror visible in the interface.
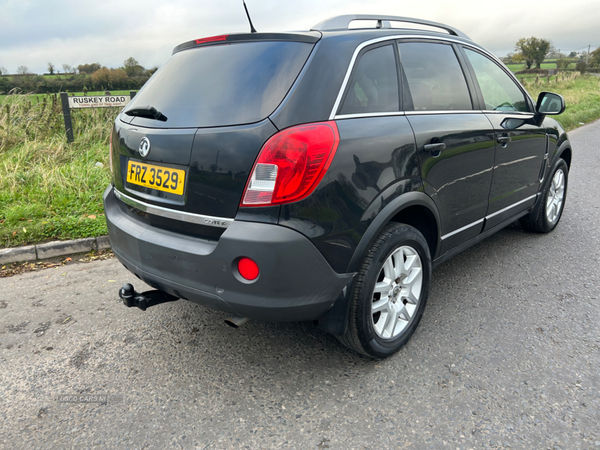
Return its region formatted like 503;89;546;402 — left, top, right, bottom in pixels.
536;92;565;115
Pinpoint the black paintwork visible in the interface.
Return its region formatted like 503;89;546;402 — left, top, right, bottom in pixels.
104;187;352;322
106;23;572;327
407;113;495;252
278;116;421;273
113;118;278;218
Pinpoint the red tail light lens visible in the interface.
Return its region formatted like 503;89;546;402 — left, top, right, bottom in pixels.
109;128;114;176
195;35;229;45
241;121;339;206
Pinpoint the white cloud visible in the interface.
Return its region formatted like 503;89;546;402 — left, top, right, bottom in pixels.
0;0;597;74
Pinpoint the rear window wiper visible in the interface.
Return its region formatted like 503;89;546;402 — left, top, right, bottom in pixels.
125;105;168;122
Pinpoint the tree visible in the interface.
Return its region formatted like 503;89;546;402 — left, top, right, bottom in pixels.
556;55;571;69
568;51;578;58
90;67;111;87
575;61;587;74
91;67;129;89
47;62;55;75
514;37;551;69
122;57;144;77
0;66;7;75
62;64;74;74
591;47;600;67
17;65;30;75
109;68;128;88
77;63;102;74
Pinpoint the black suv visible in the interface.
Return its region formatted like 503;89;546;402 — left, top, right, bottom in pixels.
104;15;571;358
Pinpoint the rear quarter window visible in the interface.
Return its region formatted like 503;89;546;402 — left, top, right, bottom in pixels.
339;44;399;115
126;41;313;128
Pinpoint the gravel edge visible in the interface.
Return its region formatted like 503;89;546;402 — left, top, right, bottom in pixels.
0;236;111;264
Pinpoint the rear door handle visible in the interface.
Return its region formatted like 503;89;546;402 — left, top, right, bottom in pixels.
497;136;511;145
423;143;446;152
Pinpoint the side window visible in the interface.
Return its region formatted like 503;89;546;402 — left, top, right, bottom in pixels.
463;48;529;112
339;44;399;115
398;42;472;111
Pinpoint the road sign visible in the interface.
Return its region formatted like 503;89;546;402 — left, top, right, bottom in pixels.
68;95;131;109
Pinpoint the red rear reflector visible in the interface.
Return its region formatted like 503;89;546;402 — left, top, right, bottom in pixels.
195;35;229;45
238;257;259;280
241;121;340;207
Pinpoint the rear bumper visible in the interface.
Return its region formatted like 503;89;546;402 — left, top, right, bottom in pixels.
104;186;354;321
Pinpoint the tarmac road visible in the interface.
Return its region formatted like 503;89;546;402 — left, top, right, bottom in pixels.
1;120;599;449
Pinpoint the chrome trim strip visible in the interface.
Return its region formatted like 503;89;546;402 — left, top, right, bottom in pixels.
441;194;538;240
334;111;406;120
329;35;534;120
485;194;536;220
483;111;534;116
405;110;482;116
440;219;484;241
329;34;469;120
114;189;233;229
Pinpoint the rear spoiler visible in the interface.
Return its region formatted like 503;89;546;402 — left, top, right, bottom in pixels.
173;32;321;55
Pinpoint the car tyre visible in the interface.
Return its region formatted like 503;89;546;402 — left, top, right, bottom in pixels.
520;159;568;233
337;223;431;359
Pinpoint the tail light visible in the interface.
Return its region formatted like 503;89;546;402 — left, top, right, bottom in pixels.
241;121;339;207
109;128;114;177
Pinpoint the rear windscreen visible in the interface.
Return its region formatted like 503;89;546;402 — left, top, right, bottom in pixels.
126;41;313;128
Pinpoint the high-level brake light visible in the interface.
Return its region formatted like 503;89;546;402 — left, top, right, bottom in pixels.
195;35;229;45
241;121;340;207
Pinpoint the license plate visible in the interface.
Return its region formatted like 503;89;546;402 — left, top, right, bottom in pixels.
126;161;185;196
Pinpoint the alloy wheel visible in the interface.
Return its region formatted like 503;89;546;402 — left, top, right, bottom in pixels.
371;246;423;339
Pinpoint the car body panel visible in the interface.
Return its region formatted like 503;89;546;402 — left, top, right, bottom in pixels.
104;20;572;332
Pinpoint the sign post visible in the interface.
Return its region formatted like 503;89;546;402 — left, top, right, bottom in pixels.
60;91;136;143
60;93;74;143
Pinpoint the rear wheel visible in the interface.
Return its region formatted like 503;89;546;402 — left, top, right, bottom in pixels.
520;159;568;233
338;223;431;358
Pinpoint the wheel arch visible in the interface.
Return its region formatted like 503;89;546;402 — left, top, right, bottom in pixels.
346;191;440;273
558;145;572;169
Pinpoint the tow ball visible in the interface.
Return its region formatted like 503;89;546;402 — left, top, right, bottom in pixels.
119;283;179;311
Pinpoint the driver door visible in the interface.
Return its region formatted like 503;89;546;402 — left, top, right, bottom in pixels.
461;47;547;230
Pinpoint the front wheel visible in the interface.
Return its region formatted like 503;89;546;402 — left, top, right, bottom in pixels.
337;223;432;358
520;159;568;233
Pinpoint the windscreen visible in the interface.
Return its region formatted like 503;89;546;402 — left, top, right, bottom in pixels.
126;41;313;128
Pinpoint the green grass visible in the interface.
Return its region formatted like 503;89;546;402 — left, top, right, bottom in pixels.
522;73;600;131
0;94;115;247
506;62;577;72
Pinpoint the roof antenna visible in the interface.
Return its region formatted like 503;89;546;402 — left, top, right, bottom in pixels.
243;0;257;33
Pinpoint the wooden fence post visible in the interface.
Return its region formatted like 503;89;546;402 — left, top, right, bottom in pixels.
60;92;74;143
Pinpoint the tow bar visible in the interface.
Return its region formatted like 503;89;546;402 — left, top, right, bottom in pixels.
119;283;179;311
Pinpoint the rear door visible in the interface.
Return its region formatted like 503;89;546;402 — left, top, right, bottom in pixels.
399;41;496;253
461;47;547;230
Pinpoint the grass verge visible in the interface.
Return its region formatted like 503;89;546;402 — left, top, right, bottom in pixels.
522;73;600;131
1;94;114;247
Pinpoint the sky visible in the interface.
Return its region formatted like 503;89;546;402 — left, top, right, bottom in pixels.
0;0;598;74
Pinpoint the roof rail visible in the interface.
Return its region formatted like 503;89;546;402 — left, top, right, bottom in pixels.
311;15;469;39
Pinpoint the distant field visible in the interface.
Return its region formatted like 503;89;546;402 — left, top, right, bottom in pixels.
506;62;577;72
0;90;133;102
523;73;600;131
